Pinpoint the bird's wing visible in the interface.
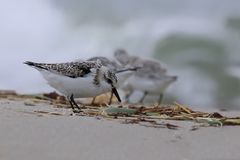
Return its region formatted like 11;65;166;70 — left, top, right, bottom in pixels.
24;61;101;78
87;56;121;71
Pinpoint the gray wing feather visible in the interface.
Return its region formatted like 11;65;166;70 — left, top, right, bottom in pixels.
24;61;100;78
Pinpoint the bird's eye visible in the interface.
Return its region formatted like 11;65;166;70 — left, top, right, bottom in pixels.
107;78;112;84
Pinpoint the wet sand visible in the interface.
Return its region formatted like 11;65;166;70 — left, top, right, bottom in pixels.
0;99;240;160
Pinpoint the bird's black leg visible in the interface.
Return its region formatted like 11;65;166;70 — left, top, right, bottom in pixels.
108;91;113;105
70;94;81;111
91;97;96;105
139;91;148;103
158;93;164;105
125;90;133;103
67;97;79;113
68;100;75;110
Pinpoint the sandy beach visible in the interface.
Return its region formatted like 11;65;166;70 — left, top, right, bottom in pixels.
2;0;240;160
0;98;239;160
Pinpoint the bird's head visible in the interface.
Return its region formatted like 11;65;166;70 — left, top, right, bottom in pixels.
102;68;121;102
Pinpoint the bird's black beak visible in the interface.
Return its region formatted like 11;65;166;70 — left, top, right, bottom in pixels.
112;87;121;102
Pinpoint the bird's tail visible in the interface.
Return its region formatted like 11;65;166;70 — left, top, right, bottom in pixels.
24;61;46;70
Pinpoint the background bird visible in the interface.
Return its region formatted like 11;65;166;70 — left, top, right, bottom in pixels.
114;49;177;104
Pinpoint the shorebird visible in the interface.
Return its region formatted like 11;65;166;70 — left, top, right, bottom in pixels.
24;60;121;112
87;56;138;104
114;49;177;104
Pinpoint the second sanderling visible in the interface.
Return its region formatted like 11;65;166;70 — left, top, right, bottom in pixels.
87;56;139;104
24;60;121;112
114;49;177;104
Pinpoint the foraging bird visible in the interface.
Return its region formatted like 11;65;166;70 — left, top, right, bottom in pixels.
24;60;121;112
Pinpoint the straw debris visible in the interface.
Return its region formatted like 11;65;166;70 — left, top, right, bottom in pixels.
1;91;240;129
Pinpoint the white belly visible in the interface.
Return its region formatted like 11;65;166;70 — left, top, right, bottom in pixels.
40;70;111;98
127;76;171;94
116;70;135;88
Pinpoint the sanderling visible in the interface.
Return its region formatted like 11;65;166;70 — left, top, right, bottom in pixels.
114;49;177;104
87;56;138;104
24;60;121;112
87;56;121;71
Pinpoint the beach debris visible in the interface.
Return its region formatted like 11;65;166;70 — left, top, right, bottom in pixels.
24;100;36;106
0;90;17;98
43;91;61;100
34;110;64;116
1;90;240;129
121;117;179;129
104;106;137;116
221;118;240;125
195;117;223;127
190;125;200;131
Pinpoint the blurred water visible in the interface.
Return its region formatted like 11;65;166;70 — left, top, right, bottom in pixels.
1;0;240;109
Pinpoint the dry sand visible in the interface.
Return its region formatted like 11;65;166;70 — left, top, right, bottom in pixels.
0;99;240;160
